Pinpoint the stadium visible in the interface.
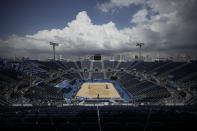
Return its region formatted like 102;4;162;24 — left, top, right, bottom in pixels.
0;53;197;131
1;0;197;130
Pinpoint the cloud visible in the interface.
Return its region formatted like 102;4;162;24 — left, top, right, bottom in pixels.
98;0;197;56
130;9;148;24
0;11;133;59
0;0;197;59
97;0;145;13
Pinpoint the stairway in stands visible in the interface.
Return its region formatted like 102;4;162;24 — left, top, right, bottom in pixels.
159;63;189;77
74;61;83;79
114;61;121;70
149;62;171;73
178;72;197;83
88;61;93;79
112;61;122;76
101;61;106;79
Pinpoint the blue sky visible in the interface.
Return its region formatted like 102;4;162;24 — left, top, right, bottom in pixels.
0;0;140;38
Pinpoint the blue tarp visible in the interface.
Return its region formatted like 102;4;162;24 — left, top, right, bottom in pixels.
56;80;71;89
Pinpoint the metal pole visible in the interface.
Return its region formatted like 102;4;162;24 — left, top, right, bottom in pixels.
53;45;55;60
50;42;59;61
136;43;144;61
139;45;141;61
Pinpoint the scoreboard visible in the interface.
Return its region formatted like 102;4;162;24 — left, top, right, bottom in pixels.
94;54;101;60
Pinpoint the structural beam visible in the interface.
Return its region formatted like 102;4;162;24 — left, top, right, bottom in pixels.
50;42;59;60
136;43;144;61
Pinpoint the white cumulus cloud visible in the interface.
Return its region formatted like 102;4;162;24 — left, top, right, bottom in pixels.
98;0;197;56
0;11;133;59
0;0;197;59
97;0;145;12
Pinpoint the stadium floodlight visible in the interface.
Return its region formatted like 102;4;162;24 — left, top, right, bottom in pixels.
136;42;144;61
50;42;59;61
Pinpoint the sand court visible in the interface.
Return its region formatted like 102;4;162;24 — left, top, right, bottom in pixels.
76;82;121;98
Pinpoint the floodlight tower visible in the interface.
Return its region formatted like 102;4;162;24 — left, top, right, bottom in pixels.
50;42;59;60
136;42;144;61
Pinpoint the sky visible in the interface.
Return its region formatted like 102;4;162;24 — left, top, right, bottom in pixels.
0;0;197;59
